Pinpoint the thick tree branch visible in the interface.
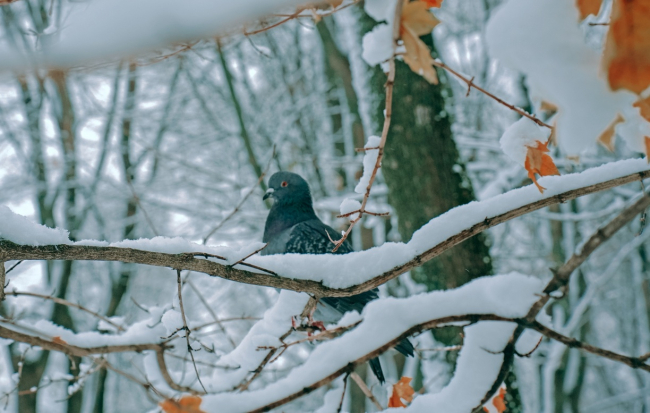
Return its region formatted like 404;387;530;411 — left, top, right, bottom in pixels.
0;170;648;299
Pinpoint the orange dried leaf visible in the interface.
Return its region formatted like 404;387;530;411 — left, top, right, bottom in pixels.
603;0;650;94
524;140;560;193
493;387;507;413
388;376;415;408
402;1;440;36
400;1;440;84
326;0;344;7
633;95;650;122
160;396;206;413
539;100;558;115
483;385;507;413
52;336;67;345
575;0;602;20
597;113;625;151
423;0;444;7
645;137;650;162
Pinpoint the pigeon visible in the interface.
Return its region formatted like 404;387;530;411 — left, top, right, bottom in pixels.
261;171;414;384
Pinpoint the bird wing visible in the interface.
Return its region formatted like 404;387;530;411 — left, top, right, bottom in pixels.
273;218;414;363
283;219;354;255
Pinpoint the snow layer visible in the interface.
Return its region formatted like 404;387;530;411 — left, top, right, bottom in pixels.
1;158;648;293
354;136;382;194
0;0;304;69
0;206;71;246
339;198;361;221
486;0;639;155
362;24;393;66
203;291;309;392
201;273;545;412
24;306;167;348
500;117;552;166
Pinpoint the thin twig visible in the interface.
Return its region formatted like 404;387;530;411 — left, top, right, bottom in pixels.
337;374;350;413
8;290;125;332
186;278;236;348
228;244;268;268
526;320;650;372
257;321;362;352
331;0;404;252
350;372;383;410
5;260;22;274
176;269;207;393
430;59;552;129
244;0;361;36
203;145;275;244
126;178;159;236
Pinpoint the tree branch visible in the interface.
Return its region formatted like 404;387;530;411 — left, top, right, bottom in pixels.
0;169;647;299
472;190;650;411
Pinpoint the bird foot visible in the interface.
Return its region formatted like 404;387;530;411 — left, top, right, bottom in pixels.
291;316;326;336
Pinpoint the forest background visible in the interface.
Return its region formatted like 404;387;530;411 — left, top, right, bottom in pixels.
0;0;648;412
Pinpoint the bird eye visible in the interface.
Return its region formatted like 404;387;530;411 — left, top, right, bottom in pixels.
281;181;288;187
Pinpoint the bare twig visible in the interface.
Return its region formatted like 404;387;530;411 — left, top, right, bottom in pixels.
228;244;268;268
337;374;349;413
203;146;275;244
525;320;650;373
244;0;361;36
331;0;404;252
8;290;125;331
126;178;159;236
176;269;207;393
257;321;362;352
350;371;383;410
185;278;236;348
430;59;552;129
0;263;4;301
237;329;293;391
155;349;201;394
5;260;22;274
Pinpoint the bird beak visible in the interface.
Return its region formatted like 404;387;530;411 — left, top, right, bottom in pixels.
263;188;274;201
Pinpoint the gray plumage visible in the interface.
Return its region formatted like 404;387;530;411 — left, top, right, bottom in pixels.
261;171;413;384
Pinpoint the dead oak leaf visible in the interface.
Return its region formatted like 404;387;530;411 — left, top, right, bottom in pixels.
633;95;650;122
422;0;444;7
575;0;602;20
597;113;625;151
52;336;67;345
388;376;415;408
400;1;440;84
160;395;206;413
603;0;650;94
483;386;507;413
524;140;560;193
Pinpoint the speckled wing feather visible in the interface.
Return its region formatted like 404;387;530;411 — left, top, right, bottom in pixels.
282;219;415;360
283;219;353;255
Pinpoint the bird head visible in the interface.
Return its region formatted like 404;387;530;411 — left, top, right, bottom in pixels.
263;172;312;207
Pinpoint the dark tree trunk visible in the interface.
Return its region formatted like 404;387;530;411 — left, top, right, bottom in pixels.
357;8;522;412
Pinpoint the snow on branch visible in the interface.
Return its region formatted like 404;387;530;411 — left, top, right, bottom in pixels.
0;159;649;297
0;0;305;69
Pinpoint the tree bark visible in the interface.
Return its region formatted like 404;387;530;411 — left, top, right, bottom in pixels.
357;8;520;411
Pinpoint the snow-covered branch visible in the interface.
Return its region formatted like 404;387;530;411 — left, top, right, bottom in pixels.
1;160;648;297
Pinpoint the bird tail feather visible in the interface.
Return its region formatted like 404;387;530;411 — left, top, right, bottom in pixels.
396;338;415;357
369;357;385;384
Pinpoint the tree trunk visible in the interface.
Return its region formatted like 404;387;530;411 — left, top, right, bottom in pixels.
357;8;522;411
